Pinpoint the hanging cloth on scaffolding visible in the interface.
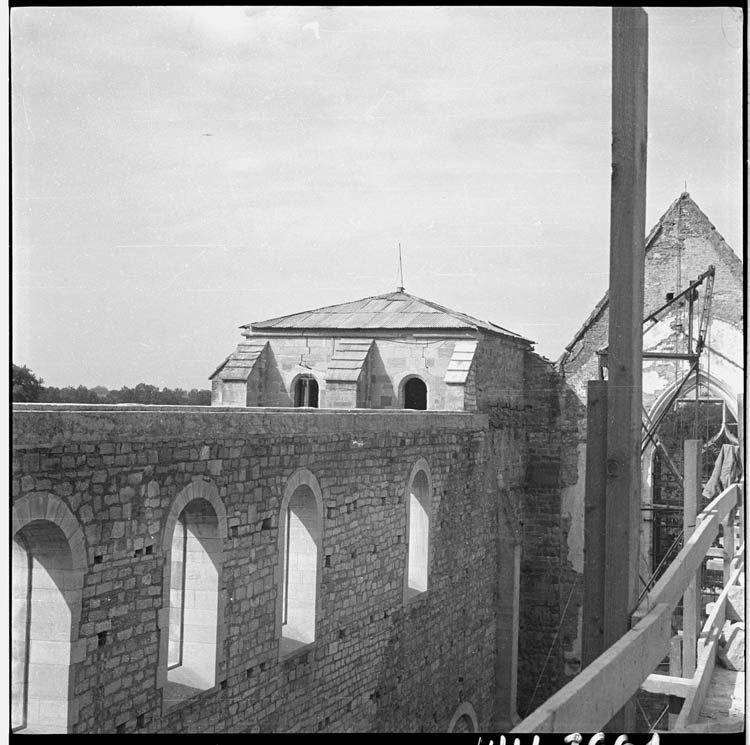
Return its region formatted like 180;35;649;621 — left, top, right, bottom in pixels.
702;443;743;500
704;401;739;449
702;401;739;465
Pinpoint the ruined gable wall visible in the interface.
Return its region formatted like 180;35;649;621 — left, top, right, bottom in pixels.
643;197;742;329
547;200;744;713
13;405;519;733
558;198;745;550
562;197;744;402
638;200;744;408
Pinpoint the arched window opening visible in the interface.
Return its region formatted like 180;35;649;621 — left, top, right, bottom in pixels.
165;498;220;707
294;376;319;408
403;377;427;410
12;521;76;734
281;485;320;655
447;702;479;733
406;469;431;600
649;395;736;582
452;714;475;733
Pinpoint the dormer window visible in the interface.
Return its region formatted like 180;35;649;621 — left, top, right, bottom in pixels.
294;376;319;408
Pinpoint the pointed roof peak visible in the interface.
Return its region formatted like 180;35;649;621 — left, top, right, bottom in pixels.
645;191;740;256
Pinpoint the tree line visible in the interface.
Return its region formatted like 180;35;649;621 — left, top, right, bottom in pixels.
12;364;211;405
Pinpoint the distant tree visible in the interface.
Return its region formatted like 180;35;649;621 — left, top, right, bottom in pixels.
20;374;211;405
103;388;122;404
187;388;211;406
38;384;97;403
133;383;160;404
91;386;109;401
117;386;135;403
158;387;183;405
39;386;62;403
12;364;44;402
76;385;99;403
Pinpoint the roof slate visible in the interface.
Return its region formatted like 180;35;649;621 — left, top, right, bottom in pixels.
326;339;373;383
247;290;530;343
210;340;268;381
445;340;478;384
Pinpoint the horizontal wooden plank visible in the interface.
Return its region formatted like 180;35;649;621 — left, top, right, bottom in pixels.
512;602;672;733
641;673;693;698
632;484;739;624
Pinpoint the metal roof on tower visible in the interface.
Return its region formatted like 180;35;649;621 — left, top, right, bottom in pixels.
245;290;533;343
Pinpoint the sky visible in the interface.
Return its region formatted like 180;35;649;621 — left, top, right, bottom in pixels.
10;6;744;390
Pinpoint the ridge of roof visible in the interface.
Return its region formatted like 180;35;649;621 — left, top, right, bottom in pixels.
243;290;398;329
388;290;530;340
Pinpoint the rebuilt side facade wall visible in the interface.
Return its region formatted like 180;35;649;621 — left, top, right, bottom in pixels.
220;332;528;412
12;406;521;734
235;334;465;409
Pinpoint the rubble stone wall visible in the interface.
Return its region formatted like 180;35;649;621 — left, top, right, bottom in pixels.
12;405;520;734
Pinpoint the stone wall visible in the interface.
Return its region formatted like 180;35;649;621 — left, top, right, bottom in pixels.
472;333;527;413
514;354;584;714
12;404;520;734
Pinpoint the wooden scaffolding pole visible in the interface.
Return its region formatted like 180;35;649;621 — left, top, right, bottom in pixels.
583;380;608;666
738;393;745;542
603;6;648;731
682;440;702;678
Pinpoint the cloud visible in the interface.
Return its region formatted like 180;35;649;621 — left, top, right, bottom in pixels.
224;155;263;173
184;6;316;47
364;90;397;122
302;21;321;40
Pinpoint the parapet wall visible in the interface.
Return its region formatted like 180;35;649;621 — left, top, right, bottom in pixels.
12;404;487;447
12;404;519;734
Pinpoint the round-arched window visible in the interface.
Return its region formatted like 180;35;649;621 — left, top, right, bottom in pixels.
452;714;475;732
403;377;427;410
294;376;319;408
447;702;479;733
